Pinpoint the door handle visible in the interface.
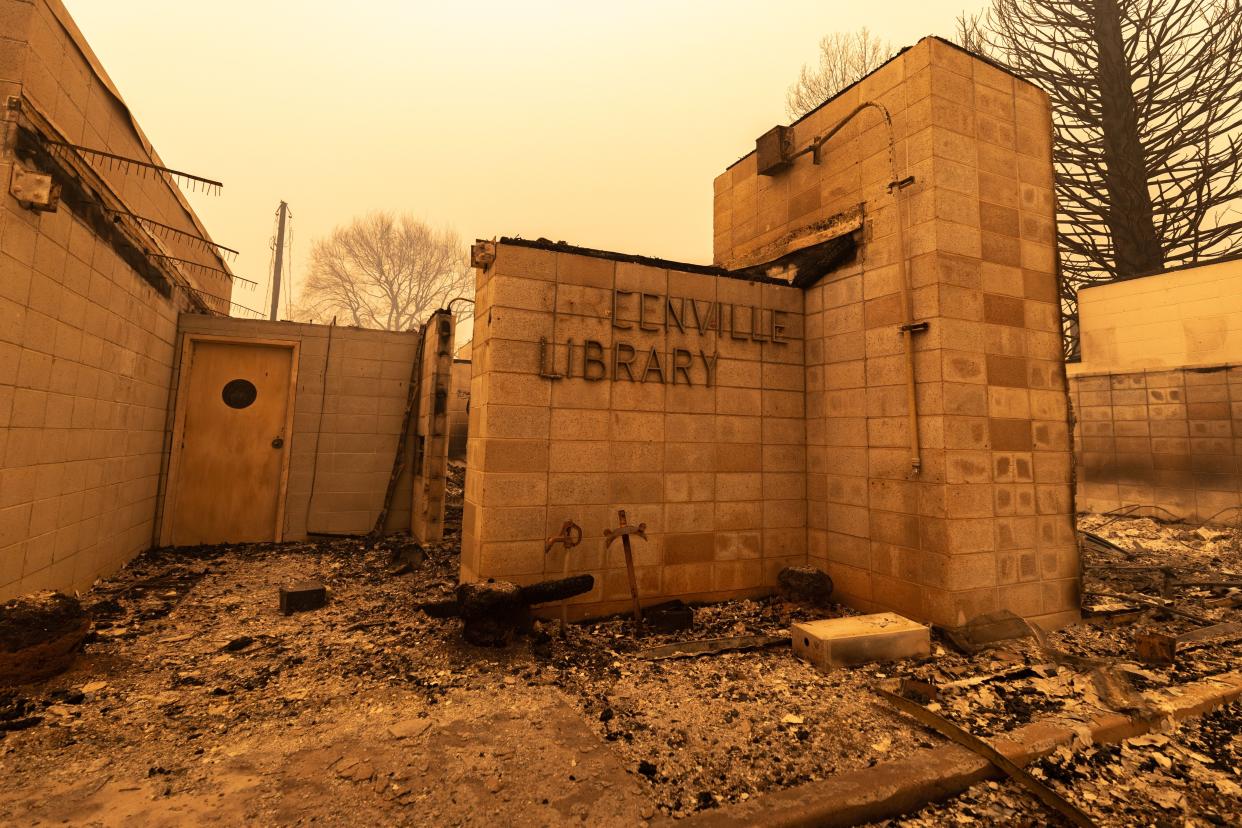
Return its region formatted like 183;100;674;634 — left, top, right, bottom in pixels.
271;437;284;449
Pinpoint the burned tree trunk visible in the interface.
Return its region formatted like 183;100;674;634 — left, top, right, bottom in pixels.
456;581;526;647
1093;0;1162;277
518;575;594;606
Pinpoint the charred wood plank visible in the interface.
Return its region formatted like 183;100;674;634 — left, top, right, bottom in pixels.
875;685;1097;828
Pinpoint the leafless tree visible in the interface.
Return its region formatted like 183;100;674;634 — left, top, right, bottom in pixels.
296;212;472;331
953;11;990;53
981;0;1242;354
786;29;895;119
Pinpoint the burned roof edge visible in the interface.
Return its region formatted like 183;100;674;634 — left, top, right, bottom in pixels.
490;237;794;286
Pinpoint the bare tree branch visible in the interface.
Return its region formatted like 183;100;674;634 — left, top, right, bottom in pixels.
977;0;1242;357
293;211;472;331
786;29;895;119
953;11;991;53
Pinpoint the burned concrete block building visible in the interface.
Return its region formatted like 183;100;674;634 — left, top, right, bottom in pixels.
0;0;452;601
462;37;1079;628
1071;255;1242;524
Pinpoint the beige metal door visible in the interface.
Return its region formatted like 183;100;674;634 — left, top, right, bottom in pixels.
167;340;296;545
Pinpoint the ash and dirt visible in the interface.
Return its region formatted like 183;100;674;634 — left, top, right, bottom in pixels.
877;699;1242;828
0;509;1239;825
0;533;933;823
880;512;1242;827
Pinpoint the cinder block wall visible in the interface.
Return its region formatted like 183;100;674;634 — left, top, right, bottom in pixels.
1;0;233;600
1073;257;1242;374
462;242;806;617
173;316;421;539
713;37;1078;627
1069;256;1242;524
5;0;231;310
1071;367;1242;524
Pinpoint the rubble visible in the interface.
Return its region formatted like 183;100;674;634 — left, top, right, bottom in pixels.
636;634;787;660
941;610;1034;655
0;592;88;685
0;513;1237;823
874;684;1096;827
777;566;834;606
874;700;1242;827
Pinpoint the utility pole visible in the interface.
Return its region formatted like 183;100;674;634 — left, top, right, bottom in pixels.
269;200;288;321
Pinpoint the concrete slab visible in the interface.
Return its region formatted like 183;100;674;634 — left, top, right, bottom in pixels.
792;613;930;671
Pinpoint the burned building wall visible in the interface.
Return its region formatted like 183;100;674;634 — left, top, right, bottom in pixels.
411;311;454;542
462;242;806;617
459;36;1081;627
1070;257;1242;523
448;360;470;461
1;0;233;600
171;316;423;540
464;37;1078;627
709;37;1077;627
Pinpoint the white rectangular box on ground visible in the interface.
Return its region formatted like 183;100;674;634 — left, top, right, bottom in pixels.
792;613;931;671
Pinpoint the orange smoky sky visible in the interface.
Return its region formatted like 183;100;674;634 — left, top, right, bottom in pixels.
63;0;987;317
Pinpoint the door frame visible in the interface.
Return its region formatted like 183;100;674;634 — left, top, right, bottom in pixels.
160;333;301;547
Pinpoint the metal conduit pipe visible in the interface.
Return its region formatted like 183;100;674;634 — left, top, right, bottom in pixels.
792;101;923;477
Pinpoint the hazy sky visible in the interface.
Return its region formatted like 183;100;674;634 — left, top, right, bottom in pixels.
63;1;985;316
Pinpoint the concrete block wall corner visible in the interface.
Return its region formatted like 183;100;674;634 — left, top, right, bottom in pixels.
463;37;1080;628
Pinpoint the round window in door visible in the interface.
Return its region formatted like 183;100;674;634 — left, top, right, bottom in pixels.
222;379;258;409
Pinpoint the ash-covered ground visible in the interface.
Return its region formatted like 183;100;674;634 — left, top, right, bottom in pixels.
1;504;1238;825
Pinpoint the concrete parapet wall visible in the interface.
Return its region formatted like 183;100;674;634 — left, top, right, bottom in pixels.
1071;365;1242;525
462;242;806;617
1073;256;1242;376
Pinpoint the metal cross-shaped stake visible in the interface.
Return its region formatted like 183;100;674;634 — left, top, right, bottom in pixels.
604;509;647;631
545;519;583;637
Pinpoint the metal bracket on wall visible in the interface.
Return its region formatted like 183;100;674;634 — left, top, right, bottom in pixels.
9;163;61;212
887;175;916;192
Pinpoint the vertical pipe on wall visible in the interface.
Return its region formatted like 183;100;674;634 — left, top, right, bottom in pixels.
801;101;922;476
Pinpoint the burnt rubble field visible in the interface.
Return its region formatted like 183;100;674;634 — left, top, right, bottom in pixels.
1;497;1240;826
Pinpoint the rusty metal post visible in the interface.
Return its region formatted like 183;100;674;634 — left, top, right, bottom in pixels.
604;509;647;631
618;511;642;628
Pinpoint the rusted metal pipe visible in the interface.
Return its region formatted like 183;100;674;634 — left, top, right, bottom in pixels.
797;102;922;476
545;519;583;636
604;510;647;631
